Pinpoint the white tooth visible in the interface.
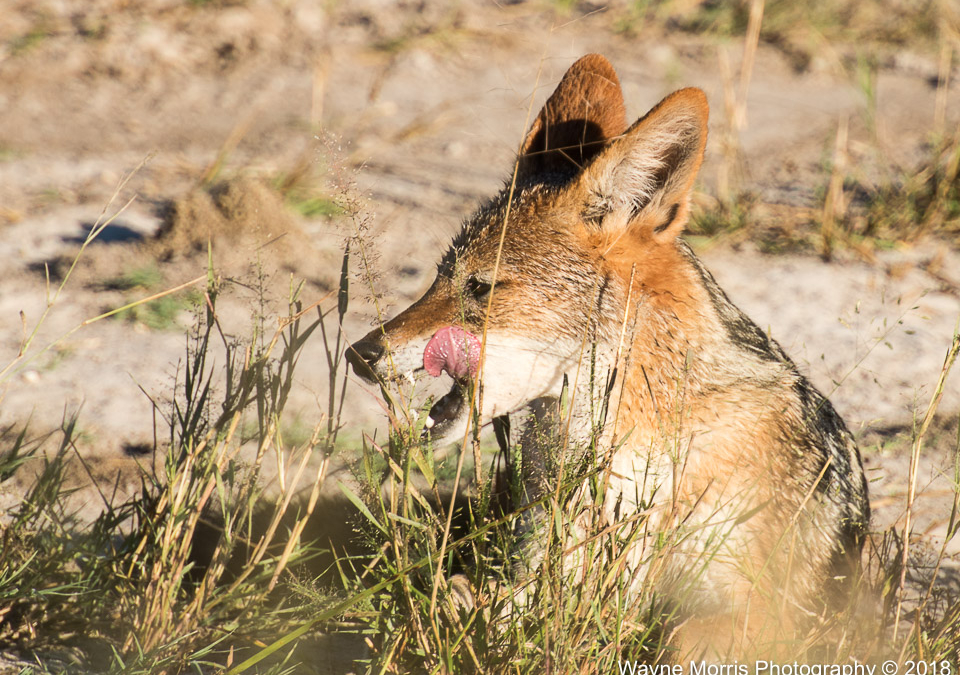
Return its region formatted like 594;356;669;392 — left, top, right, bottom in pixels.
425;416;435;429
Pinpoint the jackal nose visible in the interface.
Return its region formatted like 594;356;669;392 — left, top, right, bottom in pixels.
346;339;384;382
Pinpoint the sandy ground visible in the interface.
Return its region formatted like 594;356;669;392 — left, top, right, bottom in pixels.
2;0;960;636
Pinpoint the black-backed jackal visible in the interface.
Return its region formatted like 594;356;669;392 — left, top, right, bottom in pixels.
347;54;869;656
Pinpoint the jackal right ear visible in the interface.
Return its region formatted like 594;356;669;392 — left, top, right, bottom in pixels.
576;87;708;243
517;54;627;182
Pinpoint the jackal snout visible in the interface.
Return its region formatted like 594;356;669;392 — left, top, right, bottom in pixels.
345;337;384;384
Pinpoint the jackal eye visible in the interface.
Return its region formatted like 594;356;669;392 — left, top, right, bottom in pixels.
465;276;492;302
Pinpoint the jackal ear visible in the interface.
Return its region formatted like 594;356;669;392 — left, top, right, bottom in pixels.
517;54;627;182
577;87;708;242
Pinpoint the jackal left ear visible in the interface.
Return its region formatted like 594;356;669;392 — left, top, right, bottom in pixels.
518;54;628;182
577;87;708;242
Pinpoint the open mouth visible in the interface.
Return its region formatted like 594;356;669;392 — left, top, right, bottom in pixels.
422;377;469;441
418;325;483;441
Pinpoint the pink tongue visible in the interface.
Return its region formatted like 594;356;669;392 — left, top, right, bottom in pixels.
423;326;481;379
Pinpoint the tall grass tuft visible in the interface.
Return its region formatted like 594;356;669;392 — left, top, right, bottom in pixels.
0;235;351;671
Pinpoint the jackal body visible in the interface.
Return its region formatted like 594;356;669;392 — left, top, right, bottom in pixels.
349;55;869;650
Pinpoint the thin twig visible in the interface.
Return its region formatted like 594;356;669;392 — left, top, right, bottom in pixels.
893;328;960;644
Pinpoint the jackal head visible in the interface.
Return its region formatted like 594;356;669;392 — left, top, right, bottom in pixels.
347;54;708;447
